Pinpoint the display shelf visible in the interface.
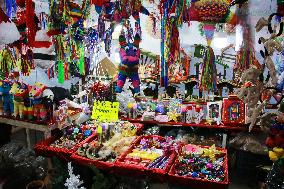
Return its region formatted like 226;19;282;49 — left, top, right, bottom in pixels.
0;116;54;149
121;117;261;132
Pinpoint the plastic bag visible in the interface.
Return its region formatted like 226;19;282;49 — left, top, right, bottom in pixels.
0;142;47;189
229;132;268;155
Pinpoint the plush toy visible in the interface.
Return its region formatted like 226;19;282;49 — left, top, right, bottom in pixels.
115;33;141;94
42;87;73;120
0;80;14;116
28;82;47;121
9;82;29;119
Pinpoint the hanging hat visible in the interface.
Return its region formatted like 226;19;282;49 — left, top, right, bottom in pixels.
0;8;21;45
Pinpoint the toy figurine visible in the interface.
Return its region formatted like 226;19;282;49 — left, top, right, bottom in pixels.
9;82;29;119
29;82;47;121
115;32;141;94
0;80;14;116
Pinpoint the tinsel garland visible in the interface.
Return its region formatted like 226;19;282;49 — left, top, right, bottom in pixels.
78;45;85;76
58;60;65;84
0;48;16;78
160;0;189;87
199;47;217;92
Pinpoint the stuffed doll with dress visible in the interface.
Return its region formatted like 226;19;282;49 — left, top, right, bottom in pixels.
0;80;14;116
115;32;141;94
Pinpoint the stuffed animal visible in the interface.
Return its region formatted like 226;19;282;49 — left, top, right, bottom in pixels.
9;82;29;119
42;87;73;120
115;33;141;94
0;80;14;116
28;82;47;121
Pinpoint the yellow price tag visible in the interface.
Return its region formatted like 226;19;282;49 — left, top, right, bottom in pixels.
97;125;102;134
91;101;119;122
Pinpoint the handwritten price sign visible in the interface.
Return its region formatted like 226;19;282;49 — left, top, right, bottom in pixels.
91;101;119;122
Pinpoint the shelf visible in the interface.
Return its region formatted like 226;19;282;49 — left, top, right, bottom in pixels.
121;117;261;132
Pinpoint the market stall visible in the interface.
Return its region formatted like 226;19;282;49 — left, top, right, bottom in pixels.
0;0;284;189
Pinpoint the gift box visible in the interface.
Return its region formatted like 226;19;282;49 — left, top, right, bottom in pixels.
222;96;245;125
168;144;229;189
115;135;177;181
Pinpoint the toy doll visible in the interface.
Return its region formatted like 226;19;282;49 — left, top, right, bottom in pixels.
0;80;14;116
115;32;141;94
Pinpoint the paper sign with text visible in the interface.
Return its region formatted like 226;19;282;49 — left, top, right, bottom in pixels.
91;101;119;122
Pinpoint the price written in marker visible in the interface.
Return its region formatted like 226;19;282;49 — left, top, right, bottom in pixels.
91;101;119;122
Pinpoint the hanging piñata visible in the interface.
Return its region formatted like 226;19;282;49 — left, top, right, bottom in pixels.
116;32;141;94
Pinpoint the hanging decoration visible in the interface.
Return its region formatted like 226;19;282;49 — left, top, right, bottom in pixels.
5;0;17;18
199;47;217;92
0;48;17;79
190;0;236;25
160;0;189;87
0;8;20;45
203;24;216;46
115;32;141;94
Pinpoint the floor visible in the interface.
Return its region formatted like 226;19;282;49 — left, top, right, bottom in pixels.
2;128;266;189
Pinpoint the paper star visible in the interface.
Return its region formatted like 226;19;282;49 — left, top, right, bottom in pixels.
202;145;222;161
167;111;181;122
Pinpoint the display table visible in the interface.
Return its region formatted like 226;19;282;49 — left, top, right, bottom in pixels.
0;116;53;150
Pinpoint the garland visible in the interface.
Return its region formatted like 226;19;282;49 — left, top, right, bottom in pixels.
199;47;217;92
0;48;16;78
